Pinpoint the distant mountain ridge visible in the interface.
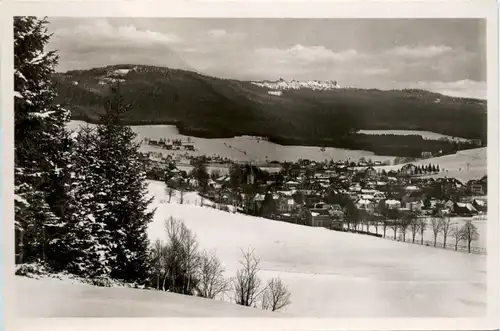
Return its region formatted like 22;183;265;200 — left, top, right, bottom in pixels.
52;64;487;156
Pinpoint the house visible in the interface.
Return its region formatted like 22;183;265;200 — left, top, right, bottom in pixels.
467;179;485;195
385;199;401;210
356;198;374;212
304;193;322;207
305;207;343;230
401;190;423;207
444;200;455;212
184;142;195;151
246;173;255;185
421;151;433;158
284;180;299;190
472;199;487;213
404;185;420;192
278;197;297;214
387;170;398;178
364;166;377;178
373;191;386;202
455;202;478;216
399;164;417;177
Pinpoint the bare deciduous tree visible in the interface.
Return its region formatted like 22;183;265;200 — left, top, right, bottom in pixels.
399;215;412;242
179;188;185;204
233;248;263;307
450;225;464;251
261;277;292;312
390;220;399;240
381;218;389;238
166;187;174;203
430;217;441;247
461;220;479;253
196;250;229;299
162;217;200;295
151;239;164;290
439;216;453;249
409;216;420;243
418;217;427;245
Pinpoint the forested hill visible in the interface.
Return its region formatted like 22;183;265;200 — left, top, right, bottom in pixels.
53;64;487;152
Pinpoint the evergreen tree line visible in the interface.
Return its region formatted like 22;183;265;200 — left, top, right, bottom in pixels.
14;17;153;283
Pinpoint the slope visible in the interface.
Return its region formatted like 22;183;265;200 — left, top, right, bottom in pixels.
53;65;487;151
146;180;487;317
15;276;281;317
379;147;487;182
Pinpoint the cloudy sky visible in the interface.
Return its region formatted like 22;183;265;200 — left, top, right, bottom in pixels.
47;18;486;99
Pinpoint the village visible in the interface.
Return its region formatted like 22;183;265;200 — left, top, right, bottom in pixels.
141;148;487;253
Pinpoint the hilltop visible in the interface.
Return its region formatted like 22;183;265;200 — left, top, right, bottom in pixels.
53;64;487;156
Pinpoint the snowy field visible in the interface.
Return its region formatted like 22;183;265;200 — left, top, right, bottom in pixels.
146;181;487;317
357;129;470;142
379;148;487;183
67;121;396;163
15;276;281;317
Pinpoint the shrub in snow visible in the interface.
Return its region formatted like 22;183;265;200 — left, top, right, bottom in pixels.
89;276;115;288
15;262;48;278
196;250;229;299
232;248;263;307
261;277;292;312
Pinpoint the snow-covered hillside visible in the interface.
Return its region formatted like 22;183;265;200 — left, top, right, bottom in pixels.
379;148;487;183
67;120;396;163
251;78;341;91
146;181;486;317
15;276;280;317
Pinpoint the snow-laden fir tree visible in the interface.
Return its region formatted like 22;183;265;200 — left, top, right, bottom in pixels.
93;84;156;282
62;125;115;277
14;16;74;268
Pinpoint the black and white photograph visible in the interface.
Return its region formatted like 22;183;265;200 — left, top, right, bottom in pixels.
5;1;499;330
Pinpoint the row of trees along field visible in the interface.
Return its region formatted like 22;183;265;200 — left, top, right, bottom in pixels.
343;202;479;253
14;17;291;312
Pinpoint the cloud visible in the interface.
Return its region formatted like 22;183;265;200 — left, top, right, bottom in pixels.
388;45;453;58
410;79;487;99
255;44;359;64
52;19;182;48
206;29;245;40
362;67;391;76
49;19;194;72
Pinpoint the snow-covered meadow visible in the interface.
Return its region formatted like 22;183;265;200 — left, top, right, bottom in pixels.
379;147;487;183
146;181;487;317
67;121;396;163
16;276;280;317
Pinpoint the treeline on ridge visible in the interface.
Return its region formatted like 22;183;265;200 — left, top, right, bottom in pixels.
53;65;487;157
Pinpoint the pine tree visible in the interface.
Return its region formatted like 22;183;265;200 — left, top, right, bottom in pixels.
14;17;74;268
63;126;114;277
93;84;156;282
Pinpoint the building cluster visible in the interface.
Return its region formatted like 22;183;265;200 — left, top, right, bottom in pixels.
144;137;195;151
147;154;488;232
